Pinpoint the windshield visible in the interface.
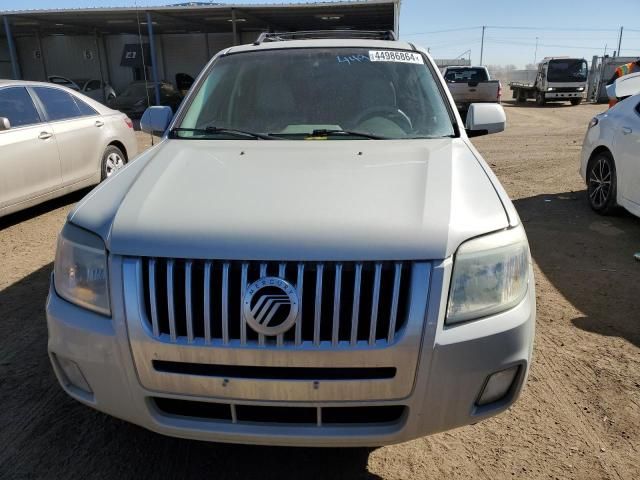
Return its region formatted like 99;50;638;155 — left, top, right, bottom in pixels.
547;59;588;83
444;68;488;83
177;48;455;140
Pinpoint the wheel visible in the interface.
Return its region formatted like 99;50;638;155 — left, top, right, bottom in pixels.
515;89;526;103
587;151;617;215
570;98;582;106
101;145;126;180
535;92;546;106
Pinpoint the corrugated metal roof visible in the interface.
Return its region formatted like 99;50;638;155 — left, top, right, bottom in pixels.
1;0;399;15
1;0;399;36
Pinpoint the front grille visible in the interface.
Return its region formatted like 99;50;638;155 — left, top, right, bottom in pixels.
152;397;406;426
140;259;412;347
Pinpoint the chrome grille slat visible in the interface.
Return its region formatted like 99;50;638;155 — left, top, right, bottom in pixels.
203;261;212;344
313;264;324;346
295;263;304;346
350;263;362;345
369;263;382;345
166;259;177;342
332;264;342;346
148;259;159;337
185;260;194;343
141;259;413;348
221;262;230;345
240;263;248;345
387;262;402;343
258;262;267;346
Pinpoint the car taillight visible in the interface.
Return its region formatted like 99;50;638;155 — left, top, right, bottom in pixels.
124;117;133;129
497;84;502;99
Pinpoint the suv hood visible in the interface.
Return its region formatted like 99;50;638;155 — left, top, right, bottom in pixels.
71;139;509;260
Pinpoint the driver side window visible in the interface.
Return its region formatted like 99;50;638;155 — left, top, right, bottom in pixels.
0;87;42;128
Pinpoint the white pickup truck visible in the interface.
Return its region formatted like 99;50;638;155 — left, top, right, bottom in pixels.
442;66;502;112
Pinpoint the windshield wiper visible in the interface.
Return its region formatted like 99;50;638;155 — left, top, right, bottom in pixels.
307;129;387;140
169;127;278;140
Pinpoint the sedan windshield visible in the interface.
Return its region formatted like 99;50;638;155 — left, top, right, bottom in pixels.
177;48;456;140
547;59;588;83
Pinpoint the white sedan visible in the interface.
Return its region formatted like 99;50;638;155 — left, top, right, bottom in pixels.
580;88;640;217
0;80;138;218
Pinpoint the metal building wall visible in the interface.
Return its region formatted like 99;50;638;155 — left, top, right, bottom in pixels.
103;34;138;92
0;37;11;77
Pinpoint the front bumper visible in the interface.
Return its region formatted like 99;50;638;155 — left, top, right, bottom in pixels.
46;259;535;447
544;91;584;99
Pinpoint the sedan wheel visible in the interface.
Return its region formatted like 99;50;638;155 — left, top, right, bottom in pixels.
587;152;617;214
101;145;127;180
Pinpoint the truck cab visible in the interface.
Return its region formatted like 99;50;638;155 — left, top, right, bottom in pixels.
511;57;588;106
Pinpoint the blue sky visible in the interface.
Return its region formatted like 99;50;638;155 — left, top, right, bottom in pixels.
4;0;640;67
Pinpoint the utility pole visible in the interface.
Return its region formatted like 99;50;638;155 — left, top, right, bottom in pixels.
479;25;486;65
616;26;623;57
603;43;608;57
533;36;539;65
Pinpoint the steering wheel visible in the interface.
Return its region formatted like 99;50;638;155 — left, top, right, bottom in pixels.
352;106;413;132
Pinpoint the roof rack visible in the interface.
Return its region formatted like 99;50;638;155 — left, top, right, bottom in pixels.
254;30;397;44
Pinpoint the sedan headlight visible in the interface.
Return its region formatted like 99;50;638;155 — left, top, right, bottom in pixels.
446;226;530;324
54;223;110;316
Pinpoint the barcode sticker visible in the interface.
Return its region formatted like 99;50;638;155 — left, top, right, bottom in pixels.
369;50;424;64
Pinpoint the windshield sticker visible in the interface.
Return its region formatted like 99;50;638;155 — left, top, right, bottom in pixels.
336;54;371;65
369;50;424;64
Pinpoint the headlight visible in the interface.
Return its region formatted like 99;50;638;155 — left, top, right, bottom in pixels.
547;87;555;91
446;226;530;324
54;223;110;316
577;87;585;91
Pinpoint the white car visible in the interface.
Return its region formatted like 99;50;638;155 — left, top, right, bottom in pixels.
580;75;640;217
0;80;137;218
48;75;117;103
47;32;535;447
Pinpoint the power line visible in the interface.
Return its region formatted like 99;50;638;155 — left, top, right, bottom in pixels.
402;26;480;36
486;38;640;51
485;25;620;32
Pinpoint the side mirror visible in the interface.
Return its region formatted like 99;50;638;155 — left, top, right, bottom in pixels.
0;117;10;131
606;72;640;100
465;103;506;137
140;106;173;136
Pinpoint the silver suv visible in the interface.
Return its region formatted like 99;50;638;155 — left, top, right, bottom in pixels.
47;32;535;447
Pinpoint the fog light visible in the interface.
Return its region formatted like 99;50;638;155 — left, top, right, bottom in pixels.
57;356;93;394
477;366;519;406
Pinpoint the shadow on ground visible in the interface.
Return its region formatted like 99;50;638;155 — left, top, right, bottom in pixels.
503;99;585;109
0;188;91;232
514;190;640;347
0;264;381;479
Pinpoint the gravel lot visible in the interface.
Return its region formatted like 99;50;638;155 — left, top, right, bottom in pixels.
1;102;639;479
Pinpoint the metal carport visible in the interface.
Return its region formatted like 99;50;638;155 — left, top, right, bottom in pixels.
0;1;400;104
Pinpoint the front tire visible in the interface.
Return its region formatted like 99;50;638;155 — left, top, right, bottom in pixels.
570;98;582;106
535;92;546;106
587;151;617;215
101;145;126;181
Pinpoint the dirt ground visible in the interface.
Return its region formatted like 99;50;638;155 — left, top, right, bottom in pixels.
0;101;639;480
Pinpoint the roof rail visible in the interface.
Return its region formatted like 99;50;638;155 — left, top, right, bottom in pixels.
254;30;397;44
